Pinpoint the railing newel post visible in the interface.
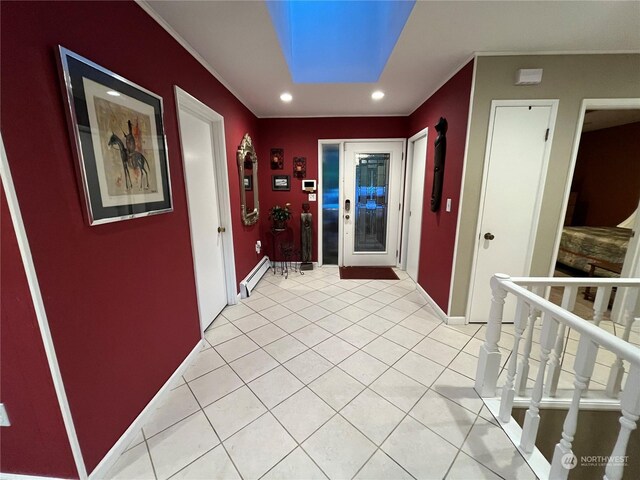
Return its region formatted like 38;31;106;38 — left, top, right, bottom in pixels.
475;273;509;398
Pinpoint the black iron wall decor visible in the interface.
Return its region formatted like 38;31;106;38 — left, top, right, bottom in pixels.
430;117;448;212
270;148;284;169
293;156;306;179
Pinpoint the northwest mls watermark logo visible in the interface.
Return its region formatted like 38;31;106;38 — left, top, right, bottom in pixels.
561;453;628;469
561;453;578;470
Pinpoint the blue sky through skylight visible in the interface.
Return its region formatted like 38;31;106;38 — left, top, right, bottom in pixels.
266;0;416;83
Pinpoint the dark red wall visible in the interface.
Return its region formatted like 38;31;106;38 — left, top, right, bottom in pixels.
1;186;78;478
571;122;640;226
257;117;407;261
1;1;259;472
407;61;474;313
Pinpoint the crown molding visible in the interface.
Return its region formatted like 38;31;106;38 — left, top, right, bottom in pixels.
136;0;257;117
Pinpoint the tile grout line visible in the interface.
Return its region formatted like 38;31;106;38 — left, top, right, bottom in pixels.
181;373;246;480
142;431;159;480
208;275;432;478
122;270;531;480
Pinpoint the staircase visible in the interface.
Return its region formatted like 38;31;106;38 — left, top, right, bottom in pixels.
474;274;640;480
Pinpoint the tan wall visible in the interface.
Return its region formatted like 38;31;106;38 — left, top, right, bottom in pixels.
451;54;640;317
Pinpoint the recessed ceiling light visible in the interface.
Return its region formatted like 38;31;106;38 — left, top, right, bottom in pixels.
371;90;385;100
106;90;121;96
280;92;293;102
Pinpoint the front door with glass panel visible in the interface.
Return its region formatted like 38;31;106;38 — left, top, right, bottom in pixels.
343;141;403;266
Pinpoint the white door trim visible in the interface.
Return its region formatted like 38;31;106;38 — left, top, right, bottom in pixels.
548;97;640;277
401;128;428;272
317;141;323;267
174;86;238;323
0;134;88;479
548;98;640;323
466;99;559;321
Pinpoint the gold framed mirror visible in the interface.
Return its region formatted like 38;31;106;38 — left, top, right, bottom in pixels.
238;133;259;225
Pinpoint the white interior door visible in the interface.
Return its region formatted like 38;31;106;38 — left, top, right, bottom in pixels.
468;103;557;323
343;141;403;266
405;133;427;281
177;108;227;332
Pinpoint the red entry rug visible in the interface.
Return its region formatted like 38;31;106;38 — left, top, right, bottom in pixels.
339;266;399;280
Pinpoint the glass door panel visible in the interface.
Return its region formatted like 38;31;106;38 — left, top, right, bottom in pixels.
322;144;340;264
354;153;390;252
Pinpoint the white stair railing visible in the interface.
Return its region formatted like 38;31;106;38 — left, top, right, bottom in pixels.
475;274;640;480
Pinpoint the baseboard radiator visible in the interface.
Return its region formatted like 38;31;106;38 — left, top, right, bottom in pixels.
240;256;270;298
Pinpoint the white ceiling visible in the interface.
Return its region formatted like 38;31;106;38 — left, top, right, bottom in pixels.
143;0;640;118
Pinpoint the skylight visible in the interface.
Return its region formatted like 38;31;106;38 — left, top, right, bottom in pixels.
266;0;416;83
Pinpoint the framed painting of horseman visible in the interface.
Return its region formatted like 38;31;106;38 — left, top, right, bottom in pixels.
58;46;172;225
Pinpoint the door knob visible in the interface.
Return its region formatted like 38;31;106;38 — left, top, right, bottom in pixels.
345;215;350;220
218;226;226;233
484;232;495;240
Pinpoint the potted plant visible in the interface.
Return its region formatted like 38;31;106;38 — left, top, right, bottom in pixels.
268;203;292;231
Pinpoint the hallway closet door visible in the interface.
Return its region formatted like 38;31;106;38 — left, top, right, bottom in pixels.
468;101;557;323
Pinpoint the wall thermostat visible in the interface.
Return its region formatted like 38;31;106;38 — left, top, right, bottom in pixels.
302;179;316;193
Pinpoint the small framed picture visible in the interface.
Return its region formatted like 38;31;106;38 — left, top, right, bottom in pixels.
243;175;253;191
58;46;172;225
272;175;290;191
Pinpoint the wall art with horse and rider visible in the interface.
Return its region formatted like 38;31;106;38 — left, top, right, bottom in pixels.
59;46;172;225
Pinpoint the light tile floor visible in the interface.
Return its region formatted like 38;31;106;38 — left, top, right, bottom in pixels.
107;267;541;479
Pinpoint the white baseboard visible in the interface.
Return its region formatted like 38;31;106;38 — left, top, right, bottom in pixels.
416;284;467;325
239;256;270;298
0;474;71;480
484;398;551;480
88;340;204;480
446;316;467;325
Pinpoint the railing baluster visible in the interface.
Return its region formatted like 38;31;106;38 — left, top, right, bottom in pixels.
545;286;578;397
520;312;559;453
604;363;640;480
473;275;639;479
499;298;528;423
516;285;544;395
606;315;635;399
583;286;613;393
549;336;599;479
475;274;509;397
606;289;640;398
592;285;613;326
